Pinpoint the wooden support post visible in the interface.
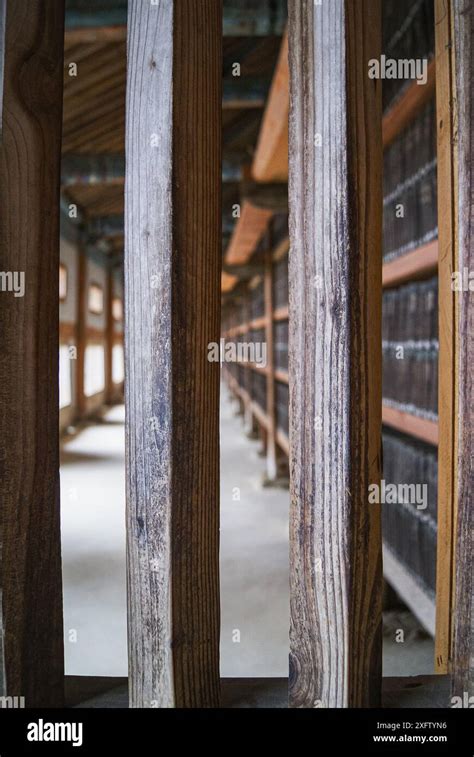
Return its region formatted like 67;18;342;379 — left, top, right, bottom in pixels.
243;290;256;437
75;246;86;419
451;0;473;699
125;0;222;708
264;228;277;482
105;268;114;404
434;0;459;674
288;0;383;707
0;0;65;707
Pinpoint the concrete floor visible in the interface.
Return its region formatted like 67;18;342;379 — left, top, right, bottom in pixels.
61;405;127;676
60;389;433;680
219;391;289;677
60;395;289;678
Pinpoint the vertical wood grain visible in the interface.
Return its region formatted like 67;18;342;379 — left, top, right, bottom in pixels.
452;0;473;699
125;0;222;708
288;0;382;708
435;0;459;673
0;0;65;707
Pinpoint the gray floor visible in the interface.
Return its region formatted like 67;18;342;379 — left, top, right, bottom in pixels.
219;391;289;677
61;405;128;676
60;394;289;678
60;390;433;680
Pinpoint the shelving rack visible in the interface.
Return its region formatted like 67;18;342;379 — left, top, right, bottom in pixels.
223;72;442;435
221;0;463;681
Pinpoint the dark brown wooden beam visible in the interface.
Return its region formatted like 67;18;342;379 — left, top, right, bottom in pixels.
288;0;383;707
0;0;65;707
0;0;5;140
125;0;221;708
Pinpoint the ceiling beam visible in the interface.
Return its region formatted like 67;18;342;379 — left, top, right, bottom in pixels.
225;200;272;265
252;30;289;182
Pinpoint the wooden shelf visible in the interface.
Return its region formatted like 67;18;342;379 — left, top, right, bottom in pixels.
382;59;436;148
272;236;290;263
273;305;288;321
382;240;438;288
248;315;268;331
248;362;268;375
250;400;270;431
274;369;289;385
382;403;438;446
222;324;249;338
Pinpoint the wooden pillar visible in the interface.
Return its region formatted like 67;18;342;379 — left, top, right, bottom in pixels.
75;246;86;419
451;0;473;699
243;289;256;437
288;0;383;707
264;226;277;481
125;0;222;708
0;0;65;707
105;268;114;404
434;0;460;674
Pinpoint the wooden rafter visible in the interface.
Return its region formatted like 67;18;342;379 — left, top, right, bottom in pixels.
252;31;289;182
225;200;272;265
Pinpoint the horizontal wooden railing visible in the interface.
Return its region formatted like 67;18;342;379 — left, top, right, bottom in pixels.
382;240;438;288
382;403;438;446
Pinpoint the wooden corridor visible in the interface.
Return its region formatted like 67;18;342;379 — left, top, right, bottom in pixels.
0;0;471;709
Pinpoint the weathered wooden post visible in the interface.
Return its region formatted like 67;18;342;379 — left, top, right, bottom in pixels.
288;0;383;707
0;0;65;707
451;0;473;699
125;0;222;707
